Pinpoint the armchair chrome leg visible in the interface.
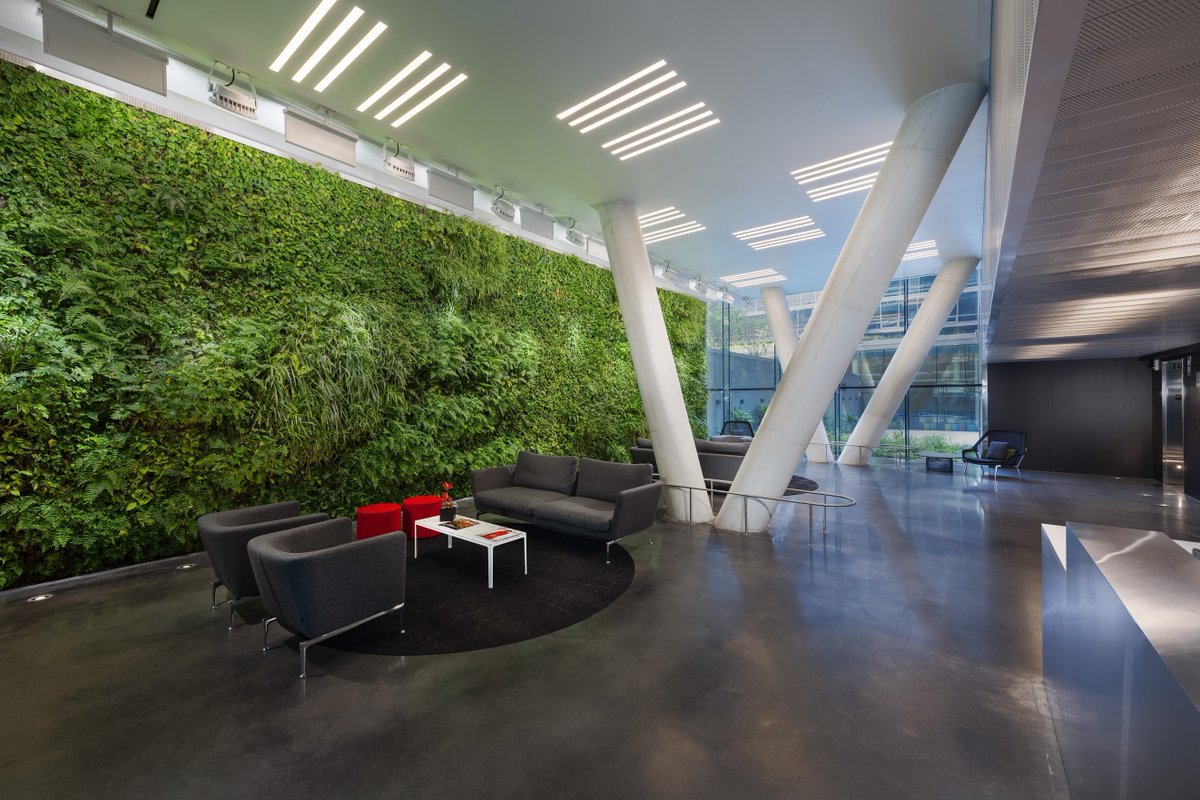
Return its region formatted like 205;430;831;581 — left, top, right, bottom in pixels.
605;540;613;564
228;598;237;631
297;602;405;679
262;616;278;652
210;580;222;609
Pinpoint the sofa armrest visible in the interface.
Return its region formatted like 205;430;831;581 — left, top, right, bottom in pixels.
472;465;515;495
961;448;977;459
609;481;663;540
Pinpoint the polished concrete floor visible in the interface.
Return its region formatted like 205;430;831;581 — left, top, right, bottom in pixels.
3;463;1198;799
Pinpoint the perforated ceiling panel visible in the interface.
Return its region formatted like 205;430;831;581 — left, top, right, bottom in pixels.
988;0;1200;361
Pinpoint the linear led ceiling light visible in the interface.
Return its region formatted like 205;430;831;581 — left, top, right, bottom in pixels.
270;0;337;73
733;216;814;241
638;207;705;244
791;142;891;185
292;7;364;82
748;229;826;251
720;268;787;288
357;51;431;111
390;73;468;127
807;172;879;202
557;60;719;160
314;20;387;92
901;240;939;261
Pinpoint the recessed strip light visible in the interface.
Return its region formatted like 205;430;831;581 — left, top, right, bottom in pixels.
807;173;878;202
638;207;678;224
292;6;364;83
578;81;687;134
640;212;686;228
391;73;468;127
732;216;814;240
314;20;386;92
643;220;702;238
644;223;705;244
374;63;451;119
721;268;778;283
610;110;714;156
731;273;787;288
749;229;826;250
357;51;432;112
603;103;706;149
618;117;719;160
569;71;678;127
270;0;337;73
791;142;891;185
556;59;668;120
901;240;939;261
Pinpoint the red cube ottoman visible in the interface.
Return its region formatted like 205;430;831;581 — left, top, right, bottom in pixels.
402;495;442;539
355;502;402;540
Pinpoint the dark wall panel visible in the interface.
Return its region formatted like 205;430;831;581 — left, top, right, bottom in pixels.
988;358;1154;478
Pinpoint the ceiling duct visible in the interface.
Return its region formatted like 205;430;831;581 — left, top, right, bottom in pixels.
283;109;357;166
427;170;476;211
42;3;168;95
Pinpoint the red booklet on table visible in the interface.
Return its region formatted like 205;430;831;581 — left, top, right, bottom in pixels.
481;529;512;540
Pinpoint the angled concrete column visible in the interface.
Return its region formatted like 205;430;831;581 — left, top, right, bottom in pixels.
761;287;833;462
715;82;985;532
839;257;979;465
596;200;713;523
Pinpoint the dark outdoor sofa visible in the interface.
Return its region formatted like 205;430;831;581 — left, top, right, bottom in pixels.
471;451;663;561
629;437;750;487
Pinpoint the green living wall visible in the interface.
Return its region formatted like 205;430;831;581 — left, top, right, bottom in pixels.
0;60;706;589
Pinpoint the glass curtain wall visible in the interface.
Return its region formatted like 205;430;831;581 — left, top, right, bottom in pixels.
705;270;982;457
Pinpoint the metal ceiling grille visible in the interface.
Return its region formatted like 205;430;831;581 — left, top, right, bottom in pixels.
989;0;1200;361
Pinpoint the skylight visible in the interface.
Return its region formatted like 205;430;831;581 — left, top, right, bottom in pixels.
557;60;718;161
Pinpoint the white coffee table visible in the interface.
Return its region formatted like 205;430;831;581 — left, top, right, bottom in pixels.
412;515;527;589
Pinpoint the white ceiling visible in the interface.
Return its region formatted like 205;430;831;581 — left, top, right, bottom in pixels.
81;0;991;295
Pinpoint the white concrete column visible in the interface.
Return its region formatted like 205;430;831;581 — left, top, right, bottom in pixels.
839;257;979;465
715;82;985;532
596;200;713;523
761;287;833;462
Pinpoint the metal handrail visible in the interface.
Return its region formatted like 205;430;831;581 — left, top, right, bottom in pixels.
657;482;856;547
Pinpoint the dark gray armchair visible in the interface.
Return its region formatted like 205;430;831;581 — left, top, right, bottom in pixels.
962;430;1027;478
247;518;406;679
197;500;329;628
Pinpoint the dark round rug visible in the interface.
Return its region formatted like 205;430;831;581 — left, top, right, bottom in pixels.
788;475;819;493
325;530;635;656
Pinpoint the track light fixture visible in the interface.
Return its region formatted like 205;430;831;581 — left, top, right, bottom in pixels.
491;188;516;223
208;62;258;119
382;139;415;181
561;218;586;248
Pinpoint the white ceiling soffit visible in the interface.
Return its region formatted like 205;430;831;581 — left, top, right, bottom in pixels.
15;0;990;294
987;0;1200;362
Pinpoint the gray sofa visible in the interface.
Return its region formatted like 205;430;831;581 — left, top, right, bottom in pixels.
629;437;750;487
471;451;663;561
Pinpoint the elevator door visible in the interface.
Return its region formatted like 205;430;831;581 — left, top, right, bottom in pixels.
1163;360;1184;485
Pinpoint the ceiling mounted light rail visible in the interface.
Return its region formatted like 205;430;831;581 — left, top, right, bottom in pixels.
557;60;718;160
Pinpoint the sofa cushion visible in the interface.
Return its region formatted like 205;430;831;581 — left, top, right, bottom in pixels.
635;437;653;449
576;458;652;503
695;438;750;456
535;496;615;533
513;451;578;495
475;487;569;517
985;440;1009;460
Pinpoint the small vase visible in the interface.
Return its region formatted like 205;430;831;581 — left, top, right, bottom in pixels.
439;504;456;522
